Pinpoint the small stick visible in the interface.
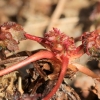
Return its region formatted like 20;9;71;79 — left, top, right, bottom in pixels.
47;0;66;31
18;76;24;95
33;62;48;80
0;56;28;65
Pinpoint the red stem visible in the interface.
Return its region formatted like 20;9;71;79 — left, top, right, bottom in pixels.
42;54;69;100
0;50;54;76
25;33;43;43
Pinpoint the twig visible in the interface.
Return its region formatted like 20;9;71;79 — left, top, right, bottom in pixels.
0;56;28;65
31;78;43;94
18;76;24;95
47;0;66;31
33;62;48;80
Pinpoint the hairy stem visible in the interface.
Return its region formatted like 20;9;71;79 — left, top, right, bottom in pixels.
0;50;54;76
42;54;69;100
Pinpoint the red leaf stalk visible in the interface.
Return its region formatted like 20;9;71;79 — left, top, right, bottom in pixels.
42;54;69;100
0;50;54;76
24;33;51;51
25;33;43;43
